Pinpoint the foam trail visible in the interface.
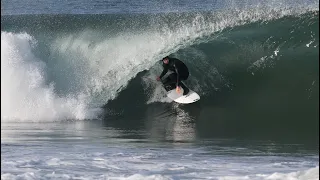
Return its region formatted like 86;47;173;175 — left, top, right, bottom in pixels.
141;67;173;104
1;32;99;122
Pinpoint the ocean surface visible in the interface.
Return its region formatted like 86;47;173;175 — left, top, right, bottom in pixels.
1;0;319;179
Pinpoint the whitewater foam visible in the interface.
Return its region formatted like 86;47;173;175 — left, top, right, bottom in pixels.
1;32;99;122
260;166;319;180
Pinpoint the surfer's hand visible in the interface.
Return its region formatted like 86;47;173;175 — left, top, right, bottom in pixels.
156;77;161;81
176;86;181;94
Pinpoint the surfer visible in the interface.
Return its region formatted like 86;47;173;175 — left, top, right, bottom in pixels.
156;56;190;95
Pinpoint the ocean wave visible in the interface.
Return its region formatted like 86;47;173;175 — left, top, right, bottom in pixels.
1;5;318;122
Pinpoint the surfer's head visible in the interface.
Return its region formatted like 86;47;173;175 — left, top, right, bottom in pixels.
162;56;169;64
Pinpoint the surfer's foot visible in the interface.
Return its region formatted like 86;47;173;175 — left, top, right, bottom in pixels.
183;88;189;95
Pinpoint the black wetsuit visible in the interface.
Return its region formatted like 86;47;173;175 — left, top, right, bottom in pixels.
159;57;190;95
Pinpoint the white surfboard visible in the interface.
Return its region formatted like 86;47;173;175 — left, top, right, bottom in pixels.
166;86;200;104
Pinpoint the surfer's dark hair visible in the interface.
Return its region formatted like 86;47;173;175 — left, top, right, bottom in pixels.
162;56;169;60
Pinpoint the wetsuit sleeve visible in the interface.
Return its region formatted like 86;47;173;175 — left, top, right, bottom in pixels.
174;64;179;86
159;65;168;79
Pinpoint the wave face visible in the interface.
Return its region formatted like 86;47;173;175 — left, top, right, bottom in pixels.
1;1;319;142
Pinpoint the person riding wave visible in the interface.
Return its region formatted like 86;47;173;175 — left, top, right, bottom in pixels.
156;56;190;95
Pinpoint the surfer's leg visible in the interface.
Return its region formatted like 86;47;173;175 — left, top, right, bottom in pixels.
163;73;177;90
179;75;189;95
179;81;189;95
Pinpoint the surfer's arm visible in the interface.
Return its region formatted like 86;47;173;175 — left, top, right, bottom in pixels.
159;67;168;79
